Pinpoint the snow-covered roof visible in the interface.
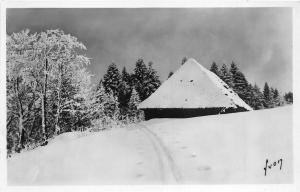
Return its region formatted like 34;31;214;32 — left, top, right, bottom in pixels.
138;58;252;110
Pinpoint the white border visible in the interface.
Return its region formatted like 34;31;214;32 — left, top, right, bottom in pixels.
1;1;299;192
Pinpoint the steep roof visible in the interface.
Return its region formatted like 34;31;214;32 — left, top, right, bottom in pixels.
138;58;252;111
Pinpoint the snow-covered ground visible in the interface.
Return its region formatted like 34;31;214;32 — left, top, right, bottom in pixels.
7;106;293;185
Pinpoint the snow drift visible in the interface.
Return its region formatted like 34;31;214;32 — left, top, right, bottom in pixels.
138;58;252;111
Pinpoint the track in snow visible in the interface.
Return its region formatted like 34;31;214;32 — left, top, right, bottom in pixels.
138;123;182;184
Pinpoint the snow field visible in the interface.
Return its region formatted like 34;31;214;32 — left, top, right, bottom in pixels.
8;106;292;184
144;106;293;183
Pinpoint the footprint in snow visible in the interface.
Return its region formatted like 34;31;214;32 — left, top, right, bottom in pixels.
136;161;143;165
197;166;211;171
190;153;197;158
136;173;143;178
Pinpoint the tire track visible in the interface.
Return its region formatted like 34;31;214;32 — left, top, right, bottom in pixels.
138;123;182;184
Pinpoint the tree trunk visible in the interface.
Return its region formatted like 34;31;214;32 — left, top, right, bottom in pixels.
41;58;48;141
15;77;25;150
54;64;62;135
18;104;25;150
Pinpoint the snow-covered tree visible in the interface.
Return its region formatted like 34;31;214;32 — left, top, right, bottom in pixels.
103;63;121;97
133;59;150;101
284;92;293;104
7;29;92;153
251;84;264;110
121;67;132;86
210;62;220;77
263;82;271;108
128;88;143;122
233;71;248;102
144;61;161;99
230;61;238;77
88;81;120;130
243;83;264;110
219;64;234;88
6;29;38;150
118;67;132;114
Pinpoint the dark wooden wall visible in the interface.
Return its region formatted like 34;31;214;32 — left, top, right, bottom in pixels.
141;107;248;120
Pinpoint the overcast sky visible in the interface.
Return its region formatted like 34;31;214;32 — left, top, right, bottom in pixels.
6;8;292;93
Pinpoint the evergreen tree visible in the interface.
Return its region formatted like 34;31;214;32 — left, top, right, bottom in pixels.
89;82;106;120
233;71;248;101
88;82;120;130
128;88;143;122
284;92;293;104
243;83;254;107
133;59;161;101
219;64;234;88
91;82;119;117
263;82;271;108
103;63;121;97
251;84;264;110
104;89;120;118
168;71;174;79
230;61;239;77
270;88;281;107
121;67;132;86
210;62;220;77
145;61;161;98
269;87;276;108
181;57;188;65
118;67;132;114
133;59;148;100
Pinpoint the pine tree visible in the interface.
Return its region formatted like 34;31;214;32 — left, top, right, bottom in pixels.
251;84;264;110
233;71;248;101
168;71;174;79
269;87;276;108
219;64;234;88
145;61;161;98
181;57;188;65
118;67;132;114
88;82;120;130
128;88;143;122
244;83;254;107
121;67;132;86
89;82;106;120
273;89;282;107
230;61;238;77
210;62;220;77
284;92;293;104
133;59;161;101
104;89;120;118
263;82;271;108
103;63;121;97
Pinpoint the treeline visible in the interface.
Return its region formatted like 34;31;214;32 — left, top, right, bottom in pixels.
208;61;293;109
6;29;161;155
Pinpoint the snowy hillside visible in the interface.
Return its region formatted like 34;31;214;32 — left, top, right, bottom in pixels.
138;58;252;110
8;106;292;185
